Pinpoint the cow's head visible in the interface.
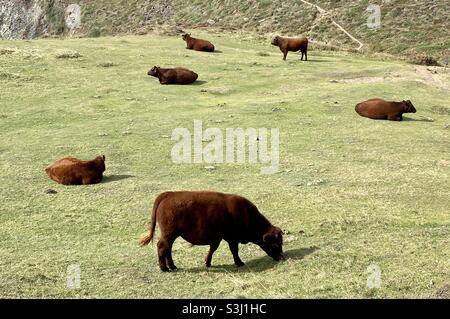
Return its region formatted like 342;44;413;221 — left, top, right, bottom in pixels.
148;66;159;77
182;33;191;41
259;226;284;261
95;155;106;173
403;100;416;113
271;35;280;46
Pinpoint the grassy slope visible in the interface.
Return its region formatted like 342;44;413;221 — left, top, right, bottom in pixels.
44;0;450;59
0;32;449;298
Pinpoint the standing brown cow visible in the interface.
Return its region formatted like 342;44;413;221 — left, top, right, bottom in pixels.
139;191;284;272
271;35;308;61
355;98;416;121
182;33;215;52
147;66;198;85
45;155;106;185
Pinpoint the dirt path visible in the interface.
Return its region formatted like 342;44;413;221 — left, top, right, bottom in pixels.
299;0;364;50
331;73;406;84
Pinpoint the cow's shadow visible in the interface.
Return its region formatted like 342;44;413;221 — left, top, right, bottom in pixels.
402;116;434;122
102;175;135;183
181;246;319;273
303;59;331;63
192;80;208;86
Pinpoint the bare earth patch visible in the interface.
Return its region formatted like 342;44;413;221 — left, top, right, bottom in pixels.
433;284;450;299
330;72;406;84
329;66;450;91
413;66;450;91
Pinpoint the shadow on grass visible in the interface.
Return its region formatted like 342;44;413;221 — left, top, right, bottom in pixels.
402;116;434;122
192;80;208;86
181;246;320;273
304;59;332;63
213;50;223;54
284;246;320;260
102;175;135;183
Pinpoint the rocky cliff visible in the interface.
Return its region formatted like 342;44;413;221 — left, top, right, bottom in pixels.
0;0;48;39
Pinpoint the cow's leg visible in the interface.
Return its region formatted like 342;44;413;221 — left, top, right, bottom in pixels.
283;50;288;61
227;241;244;267
388;114;402;121
157;239;170;272
300;51;304;61
305;50;308;61
205;240;221;268
165;236;178;270
82;176;100;185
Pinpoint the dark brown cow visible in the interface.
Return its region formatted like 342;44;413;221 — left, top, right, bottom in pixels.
182;33;215;52
45;155;106;185
139;191;284;272
355;98;416;121
271;35;308;61
147;66;198;85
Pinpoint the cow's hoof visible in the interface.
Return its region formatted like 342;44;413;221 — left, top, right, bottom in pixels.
205;263;211;268
169;265;177;271
235;261;245;267
160;267;170;272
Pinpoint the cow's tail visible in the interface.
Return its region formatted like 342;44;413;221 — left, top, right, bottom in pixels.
139;193;165;247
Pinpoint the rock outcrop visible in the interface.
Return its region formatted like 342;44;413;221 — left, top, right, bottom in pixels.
0;0;48;39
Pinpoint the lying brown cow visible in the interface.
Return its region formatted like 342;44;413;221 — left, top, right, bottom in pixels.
139;191;284;272
45;155;106;185
355;98;416;121
182;33;215;52
147;66;198;85
271;35;308;61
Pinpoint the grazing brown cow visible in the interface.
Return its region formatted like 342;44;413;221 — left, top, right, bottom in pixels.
271;35;308;61
182;33;215;52
139;191;284;272
355;98;416;121
45;155;106;185
147;66;198;85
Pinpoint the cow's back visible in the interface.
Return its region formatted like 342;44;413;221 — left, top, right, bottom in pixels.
191;37;215;52
155;191;259;245
173;68;198;84
45;157;102;185
46;157;80;184
290;37;308;51
280;37;308;51
355;98;396;119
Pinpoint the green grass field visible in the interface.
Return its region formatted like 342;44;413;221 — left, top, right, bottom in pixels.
0;31;449;298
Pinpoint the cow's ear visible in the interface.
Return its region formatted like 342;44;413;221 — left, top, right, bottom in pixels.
273;227;282;240
263;232;275;243
277;230;282;240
